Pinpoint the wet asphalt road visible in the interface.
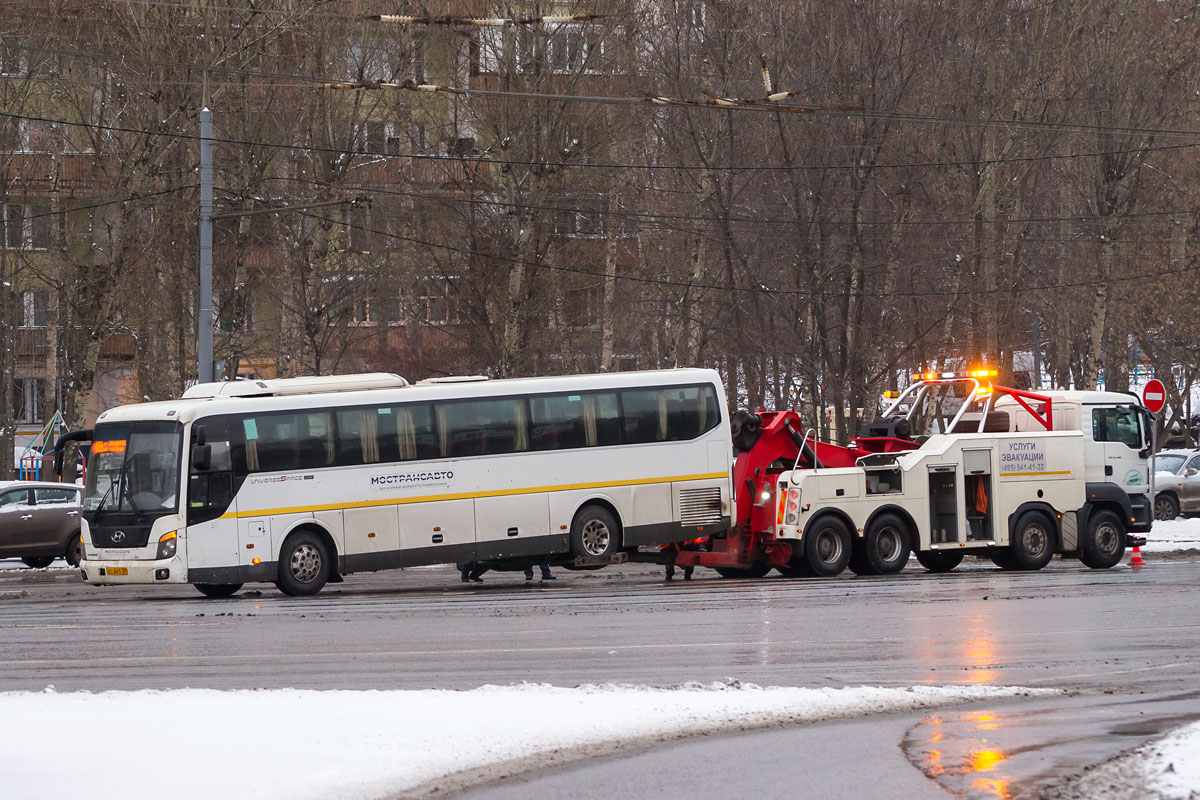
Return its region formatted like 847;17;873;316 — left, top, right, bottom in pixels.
2;556;1199;798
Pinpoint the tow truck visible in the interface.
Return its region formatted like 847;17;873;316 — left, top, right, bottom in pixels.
672;371;1151;577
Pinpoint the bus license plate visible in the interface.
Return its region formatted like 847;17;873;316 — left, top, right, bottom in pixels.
105;567;128;576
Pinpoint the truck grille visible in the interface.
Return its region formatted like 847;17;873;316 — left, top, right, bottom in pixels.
679;487;722;526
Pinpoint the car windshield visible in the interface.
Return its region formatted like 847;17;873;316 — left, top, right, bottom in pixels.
1153;454;1188;474
84;421;182;515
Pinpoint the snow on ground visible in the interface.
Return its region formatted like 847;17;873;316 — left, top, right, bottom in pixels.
1143;517;1200;555
2;683;1053;800
1046;719;1200;800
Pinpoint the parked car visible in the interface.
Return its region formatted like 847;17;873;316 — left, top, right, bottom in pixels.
0;481;84;568
1153;448;1200;521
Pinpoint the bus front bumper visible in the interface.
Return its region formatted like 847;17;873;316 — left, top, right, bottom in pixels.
80;555;188;585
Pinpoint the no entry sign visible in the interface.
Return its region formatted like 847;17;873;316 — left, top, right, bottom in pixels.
1142;379;1166;414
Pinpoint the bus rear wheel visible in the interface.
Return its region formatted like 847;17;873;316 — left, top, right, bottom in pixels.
569;506;620;560
1080;509;1124;570
277;531;331;596
195;583;242;598
915;549;963;573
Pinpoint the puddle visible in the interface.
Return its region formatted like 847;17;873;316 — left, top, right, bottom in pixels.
902;695;1200;798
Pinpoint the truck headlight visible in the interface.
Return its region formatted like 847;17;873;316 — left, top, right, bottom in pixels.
156;531;178;560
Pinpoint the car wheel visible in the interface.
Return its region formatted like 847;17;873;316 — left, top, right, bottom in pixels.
65;534;83;568
1155;493;1180;521
276;530;331;596
21;556;54;569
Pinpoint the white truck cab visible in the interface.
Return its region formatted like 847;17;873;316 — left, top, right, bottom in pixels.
993;390;1153;537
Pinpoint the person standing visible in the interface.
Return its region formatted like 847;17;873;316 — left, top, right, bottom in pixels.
524;563;556;581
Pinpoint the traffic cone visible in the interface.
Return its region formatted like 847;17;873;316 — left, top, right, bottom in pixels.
1129;546;1145;570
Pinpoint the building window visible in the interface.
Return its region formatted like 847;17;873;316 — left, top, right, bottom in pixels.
24;120;65;153
407;277;457;324
553;196;606;236
13;377;43;425
17;290;48;328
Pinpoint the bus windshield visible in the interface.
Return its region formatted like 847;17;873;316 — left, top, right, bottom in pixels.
84;421;183;516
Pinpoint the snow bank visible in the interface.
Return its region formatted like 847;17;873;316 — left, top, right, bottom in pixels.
1145;518;1200;555
2;683;1053;800
1046;718;1200;800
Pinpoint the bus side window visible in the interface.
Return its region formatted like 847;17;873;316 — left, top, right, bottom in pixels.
621;389;665;444
438;399;528;457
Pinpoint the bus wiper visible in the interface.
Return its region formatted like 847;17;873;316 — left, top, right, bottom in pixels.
92;481;116;524
126;488;145;521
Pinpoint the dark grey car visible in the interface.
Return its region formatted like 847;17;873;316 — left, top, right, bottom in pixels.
0;481;84;568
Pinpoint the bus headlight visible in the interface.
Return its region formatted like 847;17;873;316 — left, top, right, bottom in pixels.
157;531;178;560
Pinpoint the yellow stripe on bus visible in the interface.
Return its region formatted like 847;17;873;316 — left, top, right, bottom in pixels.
998;470;1072;477
221;471;728;520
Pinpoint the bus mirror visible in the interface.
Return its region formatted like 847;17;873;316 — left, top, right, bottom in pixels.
191;444;212;472
193;425;207;446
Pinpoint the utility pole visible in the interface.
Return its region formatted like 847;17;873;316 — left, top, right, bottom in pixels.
198;107;214;384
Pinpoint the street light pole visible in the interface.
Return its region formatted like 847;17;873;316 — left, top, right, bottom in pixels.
198;107;214;384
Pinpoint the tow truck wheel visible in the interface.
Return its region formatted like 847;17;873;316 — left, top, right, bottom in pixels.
1080;509;1124;570
863;513;911;575
776;561;812;578
1155;493;1180;521
846;546;871;576
1007;511;1056;570
990;549;1017;570
803;516;851;577
915;549;963;573
714;564;771;579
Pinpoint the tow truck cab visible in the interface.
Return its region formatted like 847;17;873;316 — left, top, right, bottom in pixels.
993;391;1153;535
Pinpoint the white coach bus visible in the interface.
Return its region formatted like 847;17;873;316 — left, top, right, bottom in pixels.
76;369;732;597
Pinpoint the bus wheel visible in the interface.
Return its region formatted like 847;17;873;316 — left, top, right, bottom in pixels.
1080;510;1124;570
915;549;963;573
195;583;242;598
570;506;620;560
803;517;851;577
21;556;54;569
863;513;911;575
65;535;83;568
277;531;331;596
1155;493;1180;521
1008;512;1055;571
